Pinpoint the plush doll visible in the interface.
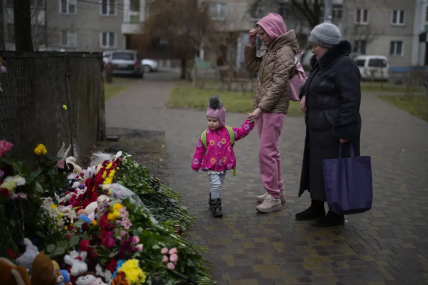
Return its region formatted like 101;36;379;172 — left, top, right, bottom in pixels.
75;272;108;285
0;257;31;285
95;264;112;283
110;272;128;285
30;251;58;285
64;251;88;276
15;238;39;270
59;270;71;285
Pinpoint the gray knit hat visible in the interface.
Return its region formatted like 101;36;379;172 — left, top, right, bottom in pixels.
309;23;341;48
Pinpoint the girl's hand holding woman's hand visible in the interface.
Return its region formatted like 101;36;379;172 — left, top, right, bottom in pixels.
247;108;263;123
300;95;306;113
248;29;257;45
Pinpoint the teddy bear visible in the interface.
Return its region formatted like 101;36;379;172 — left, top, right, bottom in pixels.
30;251;59;285
0;257;31;285
64;250;88;276
15;238;39;270
75;272;107;285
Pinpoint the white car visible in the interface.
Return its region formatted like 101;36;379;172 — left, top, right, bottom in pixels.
354;55;389;81
141;59;158;73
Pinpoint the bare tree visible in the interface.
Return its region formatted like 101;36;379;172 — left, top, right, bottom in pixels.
13;0;34;52
250;0;324;29
140;0;214;79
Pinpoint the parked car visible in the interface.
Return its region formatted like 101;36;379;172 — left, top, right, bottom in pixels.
105;50;144;78
354;55;389;81
141;58;158;73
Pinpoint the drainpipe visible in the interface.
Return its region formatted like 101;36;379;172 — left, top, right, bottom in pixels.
324;0;333;23
341;0;346;39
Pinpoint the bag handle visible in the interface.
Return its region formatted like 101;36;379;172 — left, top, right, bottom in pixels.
339;142;354;158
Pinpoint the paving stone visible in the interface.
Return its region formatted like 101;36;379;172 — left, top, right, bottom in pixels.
106;73;428;285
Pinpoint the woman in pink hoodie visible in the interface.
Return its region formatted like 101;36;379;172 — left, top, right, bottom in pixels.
245;13;300;213
191;96;255;217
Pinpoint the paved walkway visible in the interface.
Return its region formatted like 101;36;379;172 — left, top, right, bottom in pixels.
106;71;428;285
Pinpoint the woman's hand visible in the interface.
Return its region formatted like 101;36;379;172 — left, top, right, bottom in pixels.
248;29;257;45
247;108;263;123
340;139;348;143
300;95;306;113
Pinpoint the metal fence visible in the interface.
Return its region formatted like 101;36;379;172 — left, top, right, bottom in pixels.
0;51;105;166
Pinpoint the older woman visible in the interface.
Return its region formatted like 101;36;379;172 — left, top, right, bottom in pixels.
297;23;362;227
245;13;299;213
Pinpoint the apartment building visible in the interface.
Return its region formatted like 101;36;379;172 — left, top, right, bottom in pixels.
202;0;343;68
2;0;147;52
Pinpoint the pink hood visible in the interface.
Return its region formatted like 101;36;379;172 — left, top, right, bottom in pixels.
257;13;287;41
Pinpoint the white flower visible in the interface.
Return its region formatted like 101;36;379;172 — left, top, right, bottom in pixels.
14;176;26;186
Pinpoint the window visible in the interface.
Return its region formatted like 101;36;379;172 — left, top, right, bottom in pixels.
390;41;403;56
356;59;366;67
333;6;342;20
60;0;76;14
101;0;116;16
112;53;134;60
101;32;115;48
251;6;264;20
368;58;387;67
355;9;369;24
61;30;76;47
354;40;366;54
130;0;140;12
278;3;290;19
209;3;226;20
391;10;405;26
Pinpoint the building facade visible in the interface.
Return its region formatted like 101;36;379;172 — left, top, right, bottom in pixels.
343;0;426;68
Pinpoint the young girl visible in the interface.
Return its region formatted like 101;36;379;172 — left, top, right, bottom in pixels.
191;96;255;218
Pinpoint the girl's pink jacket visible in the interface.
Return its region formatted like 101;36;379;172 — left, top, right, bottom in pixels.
191;120;255;172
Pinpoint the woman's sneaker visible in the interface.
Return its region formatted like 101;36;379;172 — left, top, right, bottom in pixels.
256;191;286;203
256;195;282;213
210;198;223;218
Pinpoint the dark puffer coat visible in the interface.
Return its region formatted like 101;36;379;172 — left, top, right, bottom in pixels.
298;40;362;201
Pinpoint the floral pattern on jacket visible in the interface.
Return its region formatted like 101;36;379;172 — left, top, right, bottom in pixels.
191;120;255;172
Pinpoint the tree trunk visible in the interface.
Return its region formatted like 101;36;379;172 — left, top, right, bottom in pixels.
180;58;186;80
13;0;34;52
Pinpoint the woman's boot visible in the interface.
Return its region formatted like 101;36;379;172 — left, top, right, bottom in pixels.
315;210;344;227
295;200;325;220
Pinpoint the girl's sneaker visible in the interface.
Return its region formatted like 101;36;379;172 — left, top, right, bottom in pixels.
210;198;223;218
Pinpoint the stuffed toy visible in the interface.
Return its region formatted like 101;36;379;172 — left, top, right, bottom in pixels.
110;272;128;285
95;264;112;283
59;270;71;285
30;251;57;285
64;250;88;276
75;272;108;285
0;257;31;285
15;238;39;270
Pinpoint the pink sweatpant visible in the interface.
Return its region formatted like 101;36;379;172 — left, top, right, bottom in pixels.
257;113;285;199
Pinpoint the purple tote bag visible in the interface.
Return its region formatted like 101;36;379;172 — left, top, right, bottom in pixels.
323;143;373;215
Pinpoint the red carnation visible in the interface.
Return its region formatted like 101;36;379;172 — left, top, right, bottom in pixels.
81;223;90;232
80;239;90;252
0;188;10;197
7;248;17;259
106;259;117;273
68;225;74;231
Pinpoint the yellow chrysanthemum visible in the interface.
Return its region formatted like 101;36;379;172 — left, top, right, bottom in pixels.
106;162;113;170
92;220;97;226
107;213;114;221
50;204;58;210
119;259;147;284
113;203;123;211
34;144;47;156
113;210;121;220
1;180;17;192
102;171;107;179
